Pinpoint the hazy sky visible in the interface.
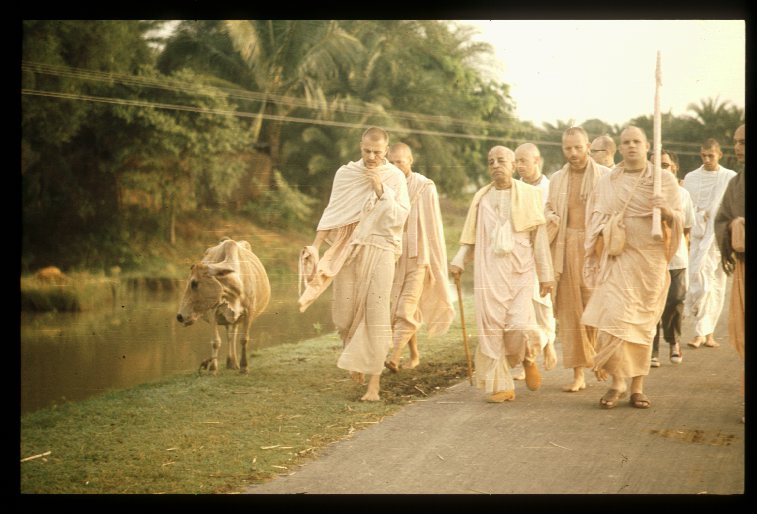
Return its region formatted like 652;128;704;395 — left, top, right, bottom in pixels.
461;20;745;128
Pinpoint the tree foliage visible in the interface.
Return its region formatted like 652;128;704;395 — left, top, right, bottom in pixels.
21;20;744;273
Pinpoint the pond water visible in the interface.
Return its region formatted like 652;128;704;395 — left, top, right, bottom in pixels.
20;279;333;415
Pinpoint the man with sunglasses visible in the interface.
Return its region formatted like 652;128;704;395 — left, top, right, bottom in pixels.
649;149;695;367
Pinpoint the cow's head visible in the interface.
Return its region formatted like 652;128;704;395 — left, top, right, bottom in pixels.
176;262;237;326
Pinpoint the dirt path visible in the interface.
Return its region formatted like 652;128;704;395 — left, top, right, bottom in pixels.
246;283;744;494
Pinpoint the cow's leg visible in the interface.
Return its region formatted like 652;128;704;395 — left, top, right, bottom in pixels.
201;324;223;374
226;324;240;370
238;316;253;374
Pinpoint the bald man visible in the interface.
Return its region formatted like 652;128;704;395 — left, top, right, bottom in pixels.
299;127;410;401
590;135;617;168
450;145;554;403
545;127;610;393
582;125;683;409
514;143;557;373
384;143;454;373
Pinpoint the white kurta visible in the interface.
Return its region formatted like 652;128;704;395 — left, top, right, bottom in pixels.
668;186;695;271
452;187;553;393
682;166;736;336
524;175;556;348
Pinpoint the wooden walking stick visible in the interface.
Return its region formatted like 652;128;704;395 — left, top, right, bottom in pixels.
651;50;664;241
454;274;474;385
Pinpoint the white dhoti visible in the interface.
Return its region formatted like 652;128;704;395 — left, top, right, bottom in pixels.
334;244;396;375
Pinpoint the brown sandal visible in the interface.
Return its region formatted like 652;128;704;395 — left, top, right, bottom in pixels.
629;392;651;409
599;389;627;409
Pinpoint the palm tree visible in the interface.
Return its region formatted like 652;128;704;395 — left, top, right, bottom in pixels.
685;96;745;145
223;20;363;177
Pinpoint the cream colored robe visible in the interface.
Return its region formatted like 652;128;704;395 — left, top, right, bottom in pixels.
523;175;556;349
582;163;683;378
451;181;553;394
299;159;410;375
682;165;737;336
545;160;610;368
390;172;454;346
545;159;611;283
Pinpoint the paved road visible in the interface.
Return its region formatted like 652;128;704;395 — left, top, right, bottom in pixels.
246;284;744;495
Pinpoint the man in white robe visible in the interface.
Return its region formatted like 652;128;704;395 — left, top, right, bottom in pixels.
298;127;410;401
514;143;557;374
582;126;683;410
449;146;554;403
384;143;455;372
682;138;737;349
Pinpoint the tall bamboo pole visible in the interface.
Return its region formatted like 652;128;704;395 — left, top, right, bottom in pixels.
652;50;664;241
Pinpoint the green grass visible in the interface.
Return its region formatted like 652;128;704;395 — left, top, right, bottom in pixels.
20;295;474;494
20;195;474;493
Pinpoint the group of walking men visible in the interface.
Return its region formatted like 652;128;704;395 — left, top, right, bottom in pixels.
298;123;745;413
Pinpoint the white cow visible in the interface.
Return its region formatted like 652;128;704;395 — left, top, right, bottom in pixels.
176;238;270;374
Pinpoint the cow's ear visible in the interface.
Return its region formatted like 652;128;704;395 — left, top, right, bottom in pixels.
207;263;235;277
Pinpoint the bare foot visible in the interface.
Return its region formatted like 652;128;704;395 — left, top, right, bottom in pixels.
384;361;399;373
543;342;557;371
594;368;608;381
562;380;586;392
350;371;365;385
704;335;720;348
688;336;705;348
360;375;381;401
403;357;420;370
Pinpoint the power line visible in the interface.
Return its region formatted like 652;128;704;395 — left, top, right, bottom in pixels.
21;60;517;134
24;60;726;152
22;61;735;157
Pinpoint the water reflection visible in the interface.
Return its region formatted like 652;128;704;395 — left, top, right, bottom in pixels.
20;281;333;415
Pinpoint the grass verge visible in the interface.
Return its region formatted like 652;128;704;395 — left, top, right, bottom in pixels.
20;295;474;494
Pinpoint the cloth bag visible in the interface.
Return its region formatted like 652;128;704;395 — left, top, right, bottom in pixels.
603;169;644;257
731;217;745;252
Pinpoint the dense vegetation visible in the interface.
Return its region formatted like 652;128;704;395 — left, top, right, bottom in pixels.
22;20;744;275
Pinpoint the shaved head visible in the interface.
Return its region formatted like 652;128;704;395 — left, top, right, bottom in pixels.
387;142;414;176
515;143;542;184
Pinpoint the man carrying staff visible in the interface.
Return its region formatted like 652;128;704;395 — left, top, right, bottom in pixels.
298;127;410;401
582;126;683;409
449;145;554;403
682;138;736;349
714;123;745;422
384;142;455;373
545;127;611;393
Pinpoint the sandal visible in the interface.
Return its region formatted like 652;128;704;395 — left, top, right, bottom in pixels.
670;343;683;364
599;389;627;409
523;361;541;391
488;390;515;403
629;392;651;409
